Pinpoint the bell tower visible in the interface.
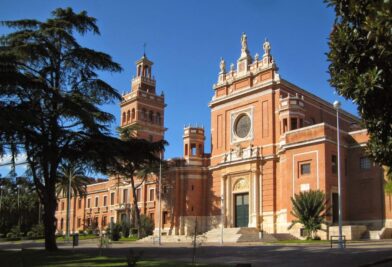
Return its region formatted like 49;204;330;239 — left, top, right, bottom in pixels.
120;54;166;142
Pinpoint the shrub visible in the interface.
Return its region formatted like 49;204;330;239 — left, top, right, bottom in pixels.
29;224;44;238
121;220;131;238
288;190;327;239
108;223;121;241
130;228;138;236
140;215;154;236
9;226;21;238
6;232;15;238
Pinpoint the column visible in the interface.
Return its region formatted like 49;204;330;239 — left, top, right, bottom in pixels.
250;171;259;227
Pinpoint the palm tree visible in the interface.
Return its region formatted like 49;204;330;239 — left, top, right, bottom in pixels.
56;163;90;240
288;190;327;240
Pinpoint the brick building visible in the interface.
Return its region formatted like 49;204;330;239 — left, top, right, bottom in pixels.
56;34;391;239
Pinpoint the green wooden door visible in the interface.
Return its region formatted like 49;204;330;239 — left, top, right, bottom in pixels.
235;193;249;227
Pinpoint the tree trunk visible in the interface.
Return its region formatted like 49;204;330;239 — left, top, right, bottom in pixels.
43;185;58;251
129;176;142;238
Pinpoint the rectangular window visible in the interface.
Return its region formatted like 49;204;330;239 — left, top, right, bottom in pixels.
331;155;337;174
149;213;154;223
77;218;81;227
123;189;128;203
191;144;196;156
360;157;372;169
95;196;99;207
61;201;65;210
110;192;115;205
87;198;91;208
78;198;82;209
102;216;107;227
103;196;107;207
162;211;168;225
300;163;311;175
291;118;298;130
149;188;155;201
136;188;141;202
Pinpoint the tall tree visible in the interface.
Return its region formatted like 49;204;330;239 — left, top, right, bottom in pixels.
56;162;90;240
326;0;392;168
104;126;166;239
289;190;327;240
0;8;122;250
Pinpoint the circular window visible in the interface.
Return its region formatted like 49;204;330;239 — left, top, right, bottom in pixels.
234;114;251;138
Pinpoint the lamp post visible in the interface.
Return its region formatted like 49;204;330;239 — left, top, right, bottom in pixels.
158;152;162;245
17;184;20;227
66;173;71;242
220;194;224;245
333;100;344;249
0;185;3;212
0;185;3;211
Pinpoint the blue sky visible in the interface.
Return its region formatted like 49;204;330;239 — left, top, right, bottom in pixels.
0;0;357;177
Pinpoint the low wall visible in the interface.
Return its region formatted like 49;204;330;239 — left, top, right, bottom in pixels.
329;225;367;240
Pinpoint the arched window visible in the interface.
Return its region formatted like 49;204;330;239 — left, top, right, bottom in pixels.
156;112;161;125
142;108;147;120
60;218;64;230
149;110;154;122
131;108;135;121
122;112;126;124
137;65;141;77
126;110;130;122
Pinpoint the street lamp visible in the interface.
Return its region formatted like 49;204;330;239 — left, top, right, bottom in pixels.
66;172;71;242
333;100;344;249
220;194;224;245
17;184;20;227
0;185;3;211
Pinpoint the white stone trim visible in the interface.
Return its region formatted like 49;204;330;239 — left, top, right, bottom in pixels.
230;106;254;144
210;88;273;111
349;129;367;135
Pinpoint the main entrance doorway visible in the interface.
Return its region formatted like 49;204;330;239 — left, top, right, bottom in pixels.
235;193;249;227
332;193;339;224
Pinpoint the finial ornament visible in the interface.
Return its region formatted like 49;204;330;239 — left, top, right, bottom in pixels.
241;32;248;52
230;63;235;72
143;42;147;57
263;38;271;56
219;57;226;74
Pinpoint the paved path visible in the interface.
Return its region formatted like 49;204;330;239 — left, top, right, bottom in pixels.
1;240;392;266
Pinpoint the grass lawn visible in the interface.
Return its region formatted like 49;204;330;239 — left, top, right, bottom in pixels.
118;236;139;242
0;249;227;267
268;239;330;244
56;234;98;242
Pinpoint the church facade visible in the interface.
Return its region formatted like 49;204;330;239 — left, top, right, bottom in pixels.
55;34;391;239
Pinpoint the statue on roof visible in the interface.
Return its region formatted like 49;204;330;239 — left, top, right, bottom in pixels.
220;57;226;74
263;38;271;56
241;32;248;52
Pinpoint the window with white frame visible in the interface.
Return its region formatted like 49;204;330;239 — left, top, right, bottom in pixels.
149;188;155;201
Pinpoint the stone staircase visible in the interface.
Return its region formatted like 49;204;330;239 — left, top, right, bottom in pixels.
137;227;284;243
271;233;299;241
362;227;392;240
